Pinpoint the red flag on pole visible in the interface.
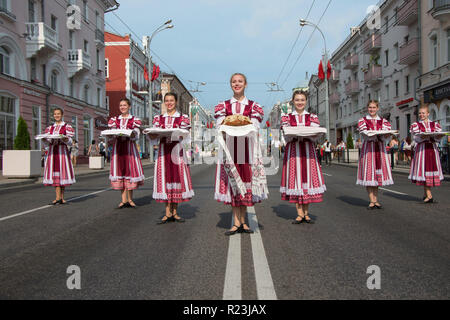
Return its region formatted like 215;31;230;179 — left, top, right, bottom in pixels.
144;66;149;81
318;61;325;81
327;61;332;80
266;120;271;128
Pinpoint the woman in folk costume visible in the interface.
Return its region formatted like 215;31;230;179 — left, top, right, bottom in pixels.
108;98;145;208
214;73;268;236
149;92;194;224
409;105;444;203
357;100;394;210
43;107;76;205
280;90;326;224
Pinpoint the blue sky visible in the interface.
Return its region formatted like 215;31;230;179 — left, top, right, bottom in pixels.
105;0;377;116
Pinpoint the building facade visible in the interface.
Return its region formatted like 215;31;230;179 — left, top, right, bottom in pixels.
160;72;193;115
0;0;118;164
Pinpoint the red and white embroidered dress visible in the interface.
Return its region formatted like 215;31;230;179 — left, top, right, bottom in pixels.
151;111;194;203
108;115;145;190
356;115;393;186
280;111;326;204
409;120;444;186
214;97;265;207
43;122;76;186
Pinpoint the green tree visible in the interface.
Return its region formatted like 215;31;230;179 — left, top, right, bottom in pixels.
346;132;354;149
13;116;31;150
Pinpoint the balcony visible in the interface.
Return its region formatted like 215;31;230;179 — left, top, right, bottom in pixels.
68;49;91;77
95;29;104;46
364;65;382;84
330;92;340;105
399;38;419;65
345;80;359;95
25;22;59;58
431;0;450;21
0;6;16;22
363;34;382;54
397;0;418;25
344;54;358;69
329;69;340;83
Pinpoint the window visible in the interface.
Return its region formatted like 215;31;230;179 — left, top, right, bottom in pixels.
385;49;389;67
95;11;101;29
405;75;410;93
447;29;450;62
50;70;58;92
393;43;399;62
51;15;57;31
97;88;101;107
431;35;438;69
406;114;411;135
0;46;11;75
83;0;88;22
105;96;109;111
71;116;78;140
84;84;89;103
385;84;389;100
96;49;100;71
445;105;450;132
384;16;389;34
42;64;46;85
30;57;37;80
395;80;399;97
395;116;399;131
105;58;109;78
0;95;16;152
69;78;74;97
430;109;437;121
32;106;41;150
83;115;91;155
428;0;434;10
28;0;35;22
375;90;380;101
69;30;74;50
84;40;89;53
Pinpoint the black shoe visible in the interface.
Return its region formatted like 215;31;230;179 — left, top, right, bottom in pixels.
374;203;382;209
157;215;174;224
50;200;59;205
173;215;185;223
225;225;241;236
240;223;254;234
292;217;304;224
367;203;376;210
424;198;434;204
59;200;68;205
127;201;137;208
117;202;127;209
304;216;315;224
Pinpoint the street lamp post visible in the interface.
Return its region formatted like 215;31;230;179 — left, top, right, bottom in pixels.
144;20;173;163
300;19;330;141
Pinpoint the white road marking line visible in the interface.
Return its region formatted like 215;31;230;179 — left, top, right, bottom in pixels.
0;176;153;223
223;215;241;300
323;173;332;177
379;187;408;196
247;206;277;300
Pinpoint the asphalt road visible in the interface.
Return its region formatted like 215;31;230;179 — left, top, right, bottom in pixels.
0;160;449;300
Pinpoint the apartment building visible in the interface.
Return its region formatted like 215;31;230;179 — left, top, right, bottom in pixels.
0;0;118;162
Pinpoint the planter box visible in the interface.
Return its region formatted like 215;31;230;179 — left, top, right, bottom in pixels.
89;156;104;169
2;150;41;178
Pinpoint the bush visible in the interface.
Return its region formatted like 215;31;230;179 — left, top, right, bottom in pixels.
346;132;354;149
13;116;31;150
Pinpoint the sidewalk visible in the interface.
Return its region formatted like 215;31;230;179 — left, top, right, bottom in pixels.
332;161;450;181
0;159;154;189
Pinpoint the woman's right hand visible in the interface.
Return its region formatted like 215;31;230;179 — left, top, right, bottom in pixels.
149;134;158;140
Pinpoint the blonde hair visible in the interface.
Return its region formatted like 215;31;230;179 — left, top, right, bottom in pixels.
230;73;247;84
419;105;429;112
366;100;379;108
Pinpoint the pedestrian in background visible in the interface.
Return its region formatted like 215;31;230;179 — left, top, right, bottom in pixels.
280;90;326;224
356;100;393;210
149;92;194;224
42;108;76;205
107;98;145;208
98;139;106;163
70;138;79;167
87;140;99;157
409;105;444;203
214;73;268;235
389;136;399;164
322;139;332;166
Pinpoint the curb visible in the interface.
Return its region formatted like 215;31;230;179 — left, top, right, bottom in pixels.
0;163;154;190
333;162;450;181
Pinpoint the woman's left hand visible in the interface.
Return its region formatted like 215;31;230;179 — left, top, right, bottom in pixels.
62;137;69;143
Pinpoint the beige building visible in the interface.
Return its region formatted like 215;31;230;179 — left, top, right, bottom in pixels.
160;73;193;115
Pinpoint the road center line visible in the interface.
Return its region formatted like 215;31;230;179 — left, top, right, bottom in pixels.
0;176;153;223
223;215;241;300
323;173;332;177
247;206;277;300
379;187;409;196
